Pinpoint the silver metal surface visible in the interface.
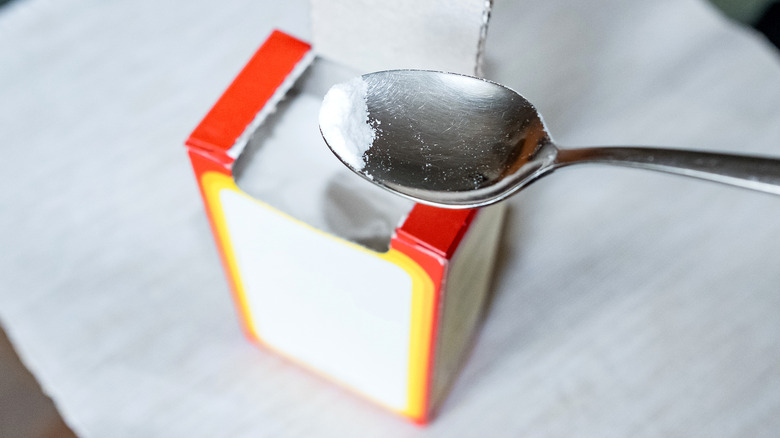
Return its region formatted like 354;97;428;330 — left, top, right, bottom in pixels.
322;70;780;208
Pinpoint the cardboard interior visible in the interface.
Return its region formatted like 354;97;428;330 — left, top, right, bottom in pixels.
233;57;415;252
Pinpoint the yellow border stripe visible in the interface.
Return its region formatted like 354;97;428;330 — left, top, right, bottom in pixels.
200;171;435;419
380;250;435;421
201;172;261;340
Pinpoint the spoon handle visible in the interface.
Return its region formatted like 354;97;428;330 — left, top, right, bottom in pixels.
555;147;780;195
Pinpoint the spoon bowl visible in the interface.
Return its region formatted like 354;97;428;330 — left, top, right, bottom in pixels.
319;70;780;208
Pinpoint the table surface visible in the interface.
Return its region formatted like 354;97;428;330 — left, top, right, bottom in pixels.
2;0;780;436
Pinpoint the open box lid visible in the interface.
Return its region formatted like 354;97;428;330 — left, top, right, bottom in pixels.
186;30;477;258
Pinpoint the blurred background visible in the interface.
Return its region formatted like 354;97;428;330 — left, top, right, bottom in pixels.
0;0;780;438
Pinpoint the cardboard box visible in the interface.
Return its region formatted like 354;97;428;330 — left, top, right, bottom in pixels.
185;30;505;423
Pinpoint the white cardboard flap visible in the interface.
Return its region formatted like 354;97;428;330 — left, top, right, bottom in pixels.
311;0;492;76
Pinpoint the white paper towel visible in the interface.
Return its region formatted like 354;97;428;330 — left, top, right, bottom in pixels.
1;0;780;436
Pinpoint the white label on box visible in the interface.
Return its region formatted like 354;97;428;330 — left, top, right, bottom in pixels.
220;189;413;411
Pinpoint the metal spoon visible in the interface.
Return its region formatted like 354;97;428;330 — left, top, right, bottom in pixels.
319;69;780;209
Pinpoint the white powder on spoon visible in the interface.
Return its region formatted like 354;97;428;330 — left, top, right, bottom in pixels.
319;77;376;170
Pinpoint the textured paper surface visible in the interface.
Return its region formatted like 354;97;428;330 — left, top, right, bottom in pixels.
1;0;780;436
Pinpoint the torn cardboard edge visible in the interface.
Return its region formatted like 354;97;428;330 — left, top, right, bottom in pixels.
311;0;493;76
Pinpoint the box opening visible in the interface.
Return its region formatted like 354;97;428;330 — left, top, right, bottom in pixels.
233;57;415;253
